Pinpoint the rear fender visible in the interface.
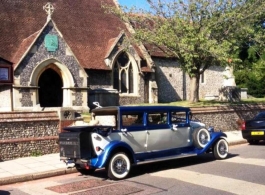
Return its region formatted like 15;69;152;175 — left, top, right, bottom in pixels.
196;132;227;154
91;141;135;168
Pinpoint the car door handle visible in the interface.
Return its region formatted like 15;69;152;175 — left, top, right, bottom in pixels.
172;124;178;131
121;128;127;135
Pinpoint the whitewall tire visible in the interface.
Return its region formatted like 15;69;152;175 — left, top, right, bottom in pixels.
213;139;229;159
108;153;131;180
193;128;210;148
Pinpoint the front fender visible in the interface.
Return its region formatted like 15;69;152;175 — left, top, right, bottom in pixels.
197;132;227;154
91;140;135;168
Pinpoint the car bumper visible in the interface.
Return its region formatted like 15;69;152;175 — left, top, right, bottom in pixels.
241;130;265;140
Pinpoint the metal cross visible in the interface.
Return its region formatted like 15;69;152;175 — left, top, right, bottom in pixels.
43;2;54;18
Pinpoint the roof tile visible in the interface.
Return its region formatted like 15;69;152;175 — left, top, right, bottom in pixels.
0;0;129;70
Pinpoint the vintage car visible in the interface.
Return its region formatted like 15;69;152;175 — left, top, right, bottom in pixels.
59;105;229;180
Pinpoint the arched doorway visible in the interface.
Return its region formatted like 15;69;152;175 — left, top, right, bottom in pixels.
38;68;63;107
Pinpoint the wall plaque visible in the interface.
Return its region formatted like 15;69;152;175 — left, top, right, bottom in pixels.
44;34;58;51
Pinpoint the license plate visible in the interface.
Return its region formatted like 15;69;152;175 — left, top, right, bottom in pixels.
251;131;264;135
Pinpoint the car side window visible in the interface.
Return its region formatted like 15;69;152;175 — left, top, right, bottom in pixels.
171;111;187;124
122;112;144;126
148;112;168;125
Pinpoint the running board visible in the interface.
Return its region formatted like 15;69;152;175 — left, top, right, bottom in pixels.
136;153;197;165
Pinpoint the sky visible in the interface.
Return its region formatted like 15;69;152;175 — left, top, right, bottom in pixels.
118;0;150;9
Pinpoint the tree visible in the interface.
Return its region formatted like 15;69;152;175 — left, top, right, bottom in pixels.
104;0;265;102
234;10;265;97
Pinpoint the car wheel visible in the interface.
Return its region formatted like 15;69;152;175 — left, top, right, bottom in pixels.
108;152;130;180
213;139;229;160
247;139;259;145
193;128;210;148
76;167;95;175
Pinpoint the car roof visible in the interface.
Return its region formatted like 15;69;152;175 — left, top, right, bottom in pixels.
92;106;190;115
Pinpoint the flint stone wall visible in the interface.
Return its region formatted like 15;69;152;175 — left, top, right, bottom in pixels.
191;104;265;131
153;57;225;102
0;111;60;161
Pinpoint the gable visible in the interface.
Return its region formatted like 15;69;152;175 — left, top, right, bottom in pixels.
0;0;133;70
14;22;86;88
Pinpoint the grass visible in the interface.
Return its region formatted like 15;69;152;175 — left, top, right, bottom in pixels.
30;150;42;157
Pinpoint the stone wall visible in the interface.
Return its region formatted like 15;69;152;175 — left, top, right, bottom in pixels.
0;111;60;161
199;66;225;98
153;57;225;102
154;58;184;102
190;104;265;131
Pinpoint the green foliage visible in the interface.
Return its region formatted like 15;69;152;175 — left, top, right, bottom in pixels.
235;69;265;98
103;0;265;102
234;71;248;88
31;150;42;157
247;73;265;98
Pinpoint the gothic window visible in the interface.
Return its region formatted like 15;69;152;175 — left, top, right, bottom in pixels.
113;52;136;94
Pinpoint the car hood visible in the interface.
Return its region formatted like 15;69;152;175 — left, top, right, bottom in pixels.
190;120;206;128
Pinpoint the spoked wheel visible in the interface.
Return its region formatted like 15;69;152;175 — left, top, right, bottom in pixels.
213;139;229;159
107;153;131;180
193;128;210;148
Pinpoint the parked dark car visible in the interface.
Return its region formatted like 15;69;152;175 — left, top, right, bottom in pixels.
241;112;265;144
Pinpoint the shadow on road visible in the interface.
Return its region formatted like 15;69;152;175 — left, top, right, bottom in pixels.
80;152;240;180
248;140;265;146
129;153;239;178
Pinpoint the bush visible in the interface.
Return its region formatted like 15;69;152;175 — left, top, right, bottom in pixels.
235;70;265;98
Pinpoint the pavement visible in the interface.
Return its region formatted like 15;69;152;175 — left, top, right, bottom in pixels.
0;130;247;186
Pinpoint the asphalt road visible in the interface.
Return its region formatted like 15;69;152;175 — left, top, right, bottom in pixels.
0;142;265;195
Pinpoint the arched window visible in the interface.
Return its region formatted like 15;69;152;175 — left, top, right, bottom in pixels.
113;52;136;94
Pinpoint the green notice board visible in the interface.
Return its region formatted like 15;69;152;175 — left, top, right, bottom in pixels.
44;34;58;51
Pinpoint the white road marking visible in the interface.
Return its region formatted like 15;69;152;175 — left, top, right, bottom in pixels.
151;169;265;195
222;156;265;167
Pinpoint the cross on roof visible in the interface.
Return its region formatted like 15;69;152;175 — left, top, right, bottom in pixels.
43;2;54;20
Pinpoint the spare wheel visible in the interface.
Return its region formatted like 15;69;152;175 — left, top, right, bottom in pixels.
193;128;210;148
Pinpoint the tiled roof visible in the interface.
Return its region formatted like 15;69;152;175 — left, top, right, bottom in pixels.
0;57;13;65
0;0;140;70
12;31;40;69
144;43;175;58
105;38;118;59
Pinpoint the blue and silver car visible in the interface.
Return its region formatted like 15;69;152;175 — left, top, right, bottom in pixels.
59;106;229;180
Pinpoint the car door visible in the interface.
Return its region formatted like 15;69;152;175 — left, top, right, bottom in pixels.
119;112;147;153
170;110;193;148
145;112;172;151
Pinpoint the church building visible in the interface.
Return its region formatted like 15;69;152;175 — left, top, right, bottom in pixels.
0;0;227;113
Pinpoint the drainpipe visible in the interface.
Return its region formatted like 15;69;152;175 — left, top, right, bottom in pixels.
10;85;13;111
